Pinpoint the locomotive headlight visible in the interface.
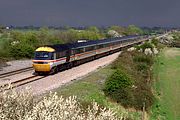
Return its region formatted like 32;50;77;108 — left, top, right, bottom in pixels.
49;62;53;65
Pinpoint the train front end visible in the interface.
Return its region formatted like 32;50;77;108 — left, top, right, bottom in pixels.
32;47;55;73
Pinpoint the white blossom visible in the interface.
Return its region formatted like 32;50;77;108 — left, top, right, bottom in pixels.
11;41;20;46
0;89;125;120
107;30;122;37
144;48;153;55
153;48;159;55
127;47;136;51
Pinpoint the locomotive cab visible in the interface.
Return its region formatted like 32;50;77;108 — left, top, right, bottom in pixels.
32;47;55;73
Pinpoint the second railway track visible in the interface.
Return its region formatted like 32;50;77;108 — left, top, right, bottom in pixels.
0;75;47;91
0;67;33;78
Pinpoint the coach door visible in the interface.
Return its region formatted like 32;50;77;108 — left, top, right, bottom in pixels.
66;50;71;62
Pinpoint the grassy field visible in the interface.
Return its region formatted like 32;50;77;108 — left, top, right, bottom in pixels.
151;48;180;120
54;66;142;119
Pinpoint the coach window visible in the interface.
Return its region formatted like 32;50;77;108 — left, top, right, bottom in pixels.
56;51;67;58
56;52;60;59
74;48;84;54
97;44;104;49
85;46;94;52
107;43;111;47
96;45;100;49
109;43;113;46
61;51;67;57
102;44;106;48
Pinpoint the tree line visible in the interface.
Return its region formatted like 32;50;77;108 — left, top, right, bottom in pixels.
0;25;149;59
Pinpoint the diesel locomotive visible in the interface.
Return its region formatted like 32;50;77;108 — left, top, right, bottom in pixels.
32;35;149;74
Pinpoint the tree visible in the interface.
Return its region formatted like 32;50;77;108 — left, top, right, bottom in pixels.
108;25;126;35
87;26;100;33
126;25;143;35
0;25;4;33
38;27;49;45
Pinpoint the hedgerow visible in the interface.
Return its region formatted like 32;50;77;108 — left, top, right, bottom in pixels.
105;51;154;110
0;25;145;59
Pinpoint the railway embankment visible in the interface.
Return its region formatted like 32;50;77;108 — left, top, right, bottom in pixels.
56;40;160;119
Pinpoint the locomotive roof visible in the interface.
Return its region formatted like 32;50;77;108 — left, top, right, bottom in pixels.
47;35;140;52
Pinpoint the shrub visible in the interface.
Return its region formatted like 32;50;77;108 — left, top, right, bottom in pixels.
136;63;148;71
133;54;153;65
0;89;123;120
140;42;154;52
111;88;134;108
104;69;133;94
151;38;158;46
104;69;134;108
9;42;35;59
0;37;11;58
0;89;34;120
133;89;154;110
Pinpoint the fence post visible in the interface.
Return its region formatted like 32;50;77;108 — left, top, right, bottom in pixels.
142;102;145;120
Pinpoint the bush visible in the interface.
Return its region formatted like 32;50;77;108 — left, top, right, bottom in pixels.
0;37;11;58
9;42;35;59
136;63;148;71
151;38;158;46
133;89;154;110
0;89;122;120
140;42;154;52
104;69;134;108
111;88;134;108
133;54;153;65
104;69;133;94
134;45;141;50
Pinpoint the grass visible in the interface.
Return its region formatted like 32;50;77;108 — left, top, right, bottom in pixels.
55;66;142;119
151;48;180;120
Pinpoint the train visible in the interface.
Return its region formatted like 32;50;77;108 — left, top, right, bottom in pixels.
32;35;149;74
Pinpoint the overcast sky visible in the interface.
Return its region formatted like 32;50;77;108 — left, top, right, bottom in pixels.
0;0;179;27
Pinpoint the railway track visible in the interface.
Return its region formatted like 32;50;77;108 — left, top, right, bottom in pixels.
0;75;47;91
0;67;33;78
0;66;47;91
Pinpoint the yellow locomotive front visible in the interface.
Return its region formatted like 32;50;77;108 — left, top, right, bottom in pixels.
32;47;55;73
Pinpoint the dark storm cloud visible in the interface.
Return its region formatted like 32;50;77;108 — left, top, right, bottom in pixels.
0;0;179;27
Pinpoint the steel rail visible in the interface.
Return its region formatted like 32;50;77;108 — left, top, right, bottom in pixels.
0;75;47;91
0;67;33;78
